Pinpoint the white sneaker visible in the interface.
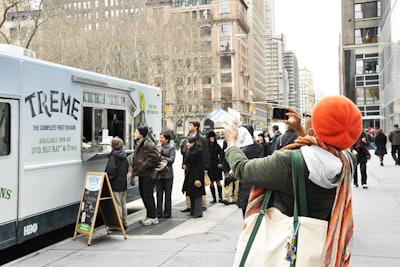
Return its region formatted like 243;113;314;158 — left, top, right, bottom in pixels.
362;184;368;189
139;217;147;224
141;217;159;226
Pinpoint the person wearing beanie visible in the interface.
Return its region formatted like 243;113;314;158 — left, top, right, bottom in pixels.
132;125;160;226
105;137;129;229
224;95;361;266
137;125;148;137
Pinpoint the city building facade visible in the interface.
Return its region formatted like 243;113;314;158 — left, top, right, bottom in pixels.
341;0;381;132
146;0;252;135
379;0;400;131
298;67;315;113
284;50;299;110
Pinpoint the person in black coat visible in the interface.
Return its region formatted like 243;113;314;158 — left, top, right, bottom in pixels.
374;129;387;166
351;132;370;188
257;133;269;157
105;137;129;228
182;136;205;218
206;131;224;203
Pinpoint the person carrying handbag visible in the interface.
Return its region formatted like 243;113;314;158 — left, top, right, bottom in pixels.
225;95;362;267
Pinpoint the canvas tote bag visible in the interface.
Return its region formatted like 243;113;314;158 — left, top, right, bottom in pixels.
233;151;328;267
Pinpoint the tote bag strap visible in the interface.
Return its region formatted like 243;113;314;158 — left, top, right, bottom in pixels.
289;150;308;267
292;150;308;216
239;151;306;267
239;189;273;267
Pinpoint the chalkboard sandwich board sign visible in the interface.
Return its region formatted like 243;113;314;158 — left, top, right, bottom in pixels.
73;172;126;245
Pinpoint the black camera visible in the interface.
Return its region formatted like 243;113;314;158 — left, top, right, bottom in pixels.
272;107;289;120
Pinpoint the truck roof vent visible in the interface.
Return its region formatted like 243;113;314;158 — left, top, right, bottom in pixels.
0;44;36;59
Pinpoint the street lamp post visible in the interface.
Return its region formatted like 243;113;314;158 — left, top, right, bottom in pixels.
235;33;287;106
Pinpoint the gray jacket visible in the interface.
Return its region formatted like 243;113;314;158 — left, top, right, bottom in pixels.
158;143;176;179
389;128;400;145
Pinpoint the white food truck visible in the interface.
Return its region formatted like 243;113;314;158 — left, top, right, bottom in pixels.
0;46;162;250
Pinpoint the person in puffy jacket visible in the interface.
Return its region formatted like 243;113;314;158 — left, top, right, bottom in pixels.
105;137;129;229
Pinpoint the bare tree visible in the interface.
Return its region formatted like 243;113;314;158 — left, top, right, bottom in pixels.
146;12;217;133
0;0;57;48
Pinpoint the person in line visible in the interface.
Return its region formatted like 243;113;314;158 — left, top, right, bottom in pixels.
224;95;361;266
236;125;263;217
351;131;370;188
268;125;282;155
263;129;271;143
389;124;400;165
156;132;176;219
206;131;224;203
275;126;298;150
105;137;129;229
221;140;238;205
180;120;209;212
182;136;205;218
132;125;160;226
374;129;387;166
257;133;269;157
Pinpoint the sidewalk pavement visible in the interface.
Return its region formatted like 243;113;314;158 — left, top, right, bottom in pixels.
5;150;400;267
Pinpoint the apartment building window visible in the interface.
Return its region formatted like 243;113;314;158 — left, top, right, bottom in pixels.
354;27;379;44
221;73;232;83
219;24;231;36
219;0;230;14
200;26;211;37
356;87;379;105
354;1;380;19
202;76;212;84
200;0;211;4
220;56;231;69
219;40;231;52
356;58;379;74
201;9;211;19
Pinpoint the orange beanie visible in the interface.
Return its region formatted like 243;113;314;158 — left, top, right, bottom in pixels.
311;95;362;150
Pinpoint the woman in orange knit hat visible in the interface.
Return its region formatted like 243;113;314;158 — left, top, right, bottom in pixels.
225;95;362;267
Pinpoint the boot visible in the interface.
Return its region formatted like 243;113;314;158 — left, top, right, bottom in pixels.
210;186;217;203
217;186;223;203
380;157;384;166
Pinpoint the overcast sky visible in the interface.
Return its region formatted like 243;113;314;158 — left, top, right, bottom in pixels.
274;0;341;97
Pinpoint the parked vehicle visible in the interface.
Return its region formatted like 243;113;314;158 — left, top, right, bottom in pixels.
0;46;162;250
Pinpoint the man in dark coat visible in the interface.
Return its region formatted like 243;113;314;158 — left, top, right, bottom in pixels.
132;125;160;225
269;125;282;155
275;126;298;150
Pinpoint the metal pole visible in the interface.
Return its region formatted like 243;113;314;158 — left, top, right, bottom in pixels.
281;34;287;106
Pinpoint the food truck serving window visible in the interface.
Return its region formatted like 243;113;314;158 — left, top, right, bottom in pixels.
0;102;11;156
81;89;133;156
